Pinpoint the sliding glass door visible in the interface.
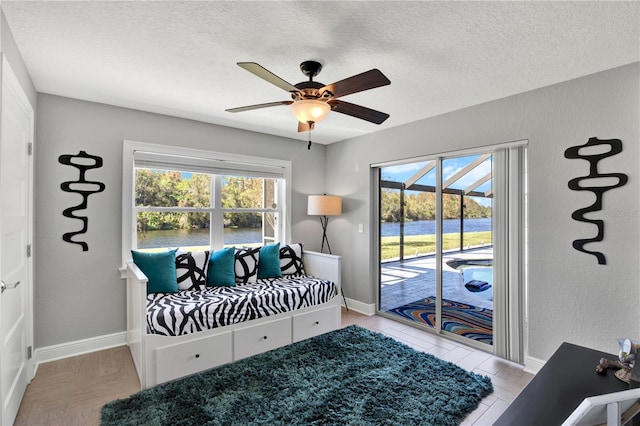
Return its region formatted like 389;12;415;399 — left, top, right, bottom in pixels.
378;153;494;348
440;155;494;346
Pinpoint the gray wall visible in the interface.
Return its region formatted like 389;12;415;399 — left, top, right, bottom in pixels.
326;62;640;361
35;94;328;348
32;63;640;363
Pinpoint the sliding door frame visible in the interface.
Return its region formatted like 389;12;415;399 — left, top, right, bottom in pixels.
372;140;527;362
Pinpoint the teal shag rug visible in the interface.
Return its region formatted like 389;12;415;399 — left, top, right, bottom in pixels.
101;325;493;426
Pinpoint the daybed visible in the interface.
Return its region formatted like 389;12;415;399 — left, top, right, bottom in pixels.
126;243;341;388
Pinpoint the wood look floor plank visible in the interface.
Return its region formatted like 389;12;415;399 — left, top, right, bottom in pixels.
15;309;532;425
15;345;140;426
459;401;491;426
438;345;475;364
456;349;494;371
473;398;511;425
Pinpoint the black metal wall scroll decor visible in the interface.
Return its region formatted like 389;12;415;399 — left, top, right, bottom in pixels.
563;137;628;265
59;151;105;251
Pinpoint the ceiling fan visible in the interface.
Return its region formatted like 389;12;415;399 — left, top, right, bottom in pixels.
226;61;391;134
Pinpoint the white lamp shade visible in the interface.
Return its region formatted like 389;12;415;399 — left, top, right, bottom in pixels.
308;195;342;216
291;100;330;124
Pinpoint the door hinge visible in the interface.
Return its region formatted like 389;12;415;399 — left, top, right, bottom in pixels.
27;142;33;156
27;346;32;359
27;244;32;258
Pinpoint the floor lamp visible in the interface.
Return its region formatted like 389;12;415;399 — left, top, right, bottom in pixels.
308;194;348;310
308;195;342;254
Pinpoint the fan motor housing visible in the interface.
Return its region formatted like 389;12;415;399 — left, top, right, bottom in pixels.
292;81;332;101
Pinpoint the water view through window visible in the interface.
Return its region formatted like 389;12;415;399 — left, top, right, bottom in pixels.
136;227;263;249
136;217;492;250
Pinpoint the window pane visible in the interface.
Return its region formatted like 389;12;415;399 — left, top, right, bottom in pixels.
264;212;276;239
264;179;277;209
223;212;262;246
380;188;403;261
221;176;276;209
137;212;210;250
135;168;210;207
441;155;493;346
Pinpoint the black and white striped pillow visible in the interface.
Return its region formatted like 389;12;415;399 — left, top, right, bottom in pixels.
234;247;260;284
176;250;210;291
279;243;305;275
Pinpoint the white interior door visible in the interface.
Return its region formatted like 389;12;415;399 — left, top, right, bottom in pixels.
0;55;34;425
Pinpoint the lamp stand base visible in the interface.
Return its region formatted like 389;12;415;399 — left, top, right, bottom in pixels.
319;215;332;254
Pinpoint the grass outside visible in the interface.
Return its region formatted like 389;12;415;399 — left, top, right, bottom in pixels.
381;231;492;261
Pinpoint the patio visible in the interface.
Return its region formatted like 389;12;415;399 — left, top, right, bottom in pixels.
380;246;494;313
379;246;494;345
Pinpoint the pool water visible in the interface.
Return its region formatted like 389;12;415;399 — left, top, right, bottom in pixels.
464;267;493;285
463;267;493;301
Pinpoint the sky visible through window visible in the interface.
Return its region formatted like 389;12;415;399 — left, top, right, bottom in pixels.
381;155;492;207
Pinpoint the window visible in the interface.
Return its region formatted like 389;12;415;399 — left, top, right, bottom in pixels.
122;141;291;262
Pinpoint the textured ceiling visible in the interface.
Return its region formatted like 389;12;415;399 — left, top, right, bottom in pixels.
2;1;639;144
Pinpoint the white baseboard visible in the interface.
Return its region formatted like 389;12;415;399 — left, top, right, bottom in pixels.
34;331;127;373
524;354;545;374
343;298;376;316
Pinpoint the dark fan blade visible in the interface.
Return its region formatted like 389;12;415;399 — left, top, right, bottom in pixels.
328;99;389;124
226;101;293;113
237;62;300;93
297;121;315;133
321;69;390;99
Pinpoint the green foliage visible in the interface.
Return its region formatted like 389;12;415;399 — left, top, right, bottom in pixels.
380;189;491;222
135;170;268;231
136;169;181;207
221;176;264;229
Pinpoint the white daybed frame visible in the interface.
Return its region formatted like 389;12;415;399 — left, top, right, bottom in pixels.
126;251;341;389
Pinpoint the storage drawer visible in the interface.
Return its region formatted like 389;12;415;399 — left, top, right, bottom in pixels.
233;317;291;360
155;331;232;384
292;305;340;342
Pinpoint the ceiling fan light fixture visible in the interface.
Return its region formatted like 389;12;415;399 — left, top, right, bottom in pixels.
290;99;330;124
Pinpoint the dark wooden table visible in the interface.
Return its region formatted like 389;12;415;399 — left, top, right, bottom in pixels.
494;342;629;425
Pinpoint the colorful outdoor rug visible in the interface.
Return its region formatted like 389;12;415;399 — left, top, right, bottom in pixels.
101;325;493;426
388;297;493;345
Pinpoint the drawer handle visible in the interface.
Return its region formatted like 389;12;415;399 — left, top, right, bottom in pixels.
195;354;200;359
263;336;268;340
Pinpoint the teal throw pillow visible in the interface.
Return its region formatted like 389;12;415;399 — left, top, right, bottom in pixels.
258;243;282;279
131;249;178;294
208;247;236;287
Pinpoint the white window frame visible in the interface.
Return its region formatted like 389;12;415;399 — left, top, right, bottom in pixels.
121;140;292;267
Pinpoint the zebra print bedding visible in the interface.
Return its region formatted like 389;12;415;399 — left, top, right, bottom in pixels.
146;274;337;336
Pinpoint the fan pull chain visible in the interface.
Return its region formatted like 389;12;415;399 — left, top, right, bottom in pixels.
307;123;312;150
